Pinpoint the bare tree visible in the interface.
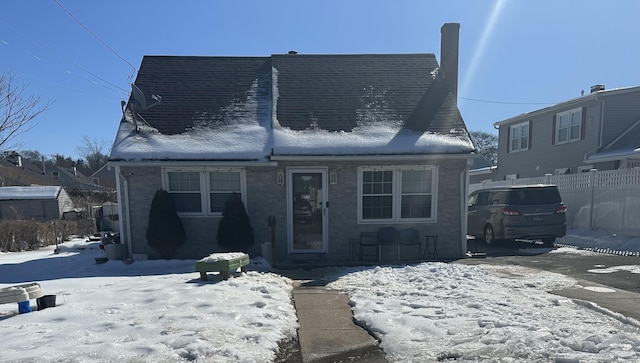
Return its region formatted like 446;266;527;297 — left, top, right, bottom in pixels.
470;130;498;165
0;72;50;150
76;135;109;173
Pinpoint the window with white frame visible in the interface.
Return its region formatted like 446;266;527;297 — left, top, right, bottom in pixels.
359;166;436;222
556;108;582;144
510;121;529;152
164;168;245;215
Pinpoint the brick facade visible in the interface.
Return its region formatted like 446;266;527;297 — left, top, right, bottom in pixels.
121;158;468;262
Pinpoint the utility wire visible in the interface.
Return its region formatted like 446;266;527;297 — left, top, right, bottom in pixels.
53;0;136;83
458;96;555;105
0;14;129;95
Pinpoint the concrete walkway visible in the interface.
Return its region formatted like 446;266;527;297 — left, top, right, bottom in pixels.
292;283;387;363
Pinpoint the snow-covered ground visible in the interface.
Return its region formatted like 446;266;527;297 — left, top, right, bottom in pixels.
1;228;639;362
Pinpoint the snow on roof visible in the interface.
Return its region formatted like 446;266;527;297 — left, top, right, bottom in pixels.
110;55;474;162
110;120;474;161
0;186;61;200
272;125;473;155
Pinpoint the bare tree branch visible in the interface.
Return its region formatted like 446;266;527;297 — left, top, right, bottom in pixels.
76;135;110;173
0;71;51;150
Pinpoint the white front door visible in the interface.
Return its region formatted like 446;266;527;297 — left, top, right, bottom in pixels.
287;168;328;253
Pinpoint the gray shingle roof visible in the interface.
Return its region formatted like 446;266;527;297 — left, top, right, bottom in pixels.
129;53;466;136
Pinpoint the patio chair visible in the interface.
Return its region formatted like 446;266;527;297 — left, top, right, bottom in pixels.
397;228;421;260
377;227;398;261
358;232;379;261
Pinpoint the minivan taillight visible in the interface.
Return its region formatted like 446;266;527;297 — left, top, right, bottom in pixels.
555;205;567;214
501;207;522;216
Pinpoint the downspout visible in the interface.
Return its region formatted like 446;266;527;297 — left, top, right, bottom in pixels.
114;165;133;259
460;158;472;256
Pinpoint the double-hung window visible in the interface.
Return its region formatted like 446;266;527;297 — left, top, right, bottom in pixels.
556;108;582;144
509;121;529;152
164;168;245;216
359;166;437;223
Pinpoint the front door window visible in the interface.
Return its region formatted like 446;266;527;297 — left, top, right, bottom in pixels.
289;169;327;252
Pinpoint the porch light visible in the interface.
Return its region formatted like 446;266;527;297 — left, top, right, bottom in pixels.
330;169;337;185
277;170;284;186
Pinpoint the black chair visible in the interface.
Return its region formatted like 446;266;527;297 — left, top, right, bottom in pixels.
397;228;421;260
377;227;397;261
358;232;379;261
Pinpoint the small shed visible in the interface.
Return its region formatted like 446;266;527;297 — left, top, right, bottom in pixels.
0;186;75;221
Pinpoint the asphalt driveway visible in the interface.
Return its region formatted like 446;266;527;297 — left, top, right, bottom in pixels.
455;241;640;321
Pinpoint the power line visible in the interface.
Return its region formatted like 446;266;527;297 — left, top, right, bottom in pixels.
458;96;556;105
0;14;129;95
53;0;136;83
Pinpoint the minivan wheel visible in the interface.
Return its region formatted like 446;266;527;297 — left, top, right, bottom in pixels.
483;225;496;245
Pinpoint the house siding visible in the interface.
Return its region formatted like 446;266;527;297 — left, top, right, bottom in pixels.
495;100;601;180
121;159;467;261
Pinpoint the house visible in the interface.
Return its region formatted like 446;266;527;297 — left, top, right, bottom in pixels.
109;23;477;263
48;165;108;193
0;186;74;221
0;152;54;187
468;155;496;184
493;85;640;180
89;164;117;190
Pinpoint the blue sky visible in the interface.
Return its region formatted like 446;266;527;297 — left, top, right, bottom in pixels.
2;0;639;159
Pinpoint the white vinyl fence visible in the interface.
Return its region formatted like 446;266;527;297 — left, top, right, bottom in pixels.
469;168;640;237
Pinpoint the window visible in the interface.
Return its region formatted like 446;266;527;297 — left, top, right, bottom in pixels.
209;171;241;213
555;108;582;144
52;171;60;181
164;168;245;215
359;166;437;223
509;121;529;152
92;177;100;185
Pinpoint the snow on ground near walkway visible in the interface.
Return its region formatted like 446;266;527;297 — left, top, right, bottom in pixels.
1;229;640;362
0;239;297;363
328;263;640;362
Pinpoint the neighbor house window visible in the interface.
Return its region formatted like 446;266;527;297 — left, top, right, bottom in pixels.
164;168;245;215
555;108;582;144
52;171;60;181
358;166;437;223
509;121;529;152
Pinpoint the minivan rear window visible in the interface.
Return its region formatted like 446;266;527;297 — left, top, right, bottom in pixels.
507;188;561;205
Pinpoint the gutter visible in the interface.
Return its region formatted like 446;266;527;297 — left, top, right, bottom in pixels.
270;153;477;162
108;160;278;167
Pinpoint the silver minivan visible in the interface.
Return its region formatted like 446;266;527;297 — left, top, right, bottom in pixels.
467;184;567;246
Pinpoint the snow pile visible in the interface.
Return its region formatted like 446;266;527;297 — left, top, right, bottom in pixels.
3;230;640;362
198;252;248;263
328;263;640;362
0;240;297;363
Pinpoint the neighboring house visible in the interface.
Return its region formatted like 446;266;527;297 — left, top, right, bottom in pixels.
109;23;478;263
89;164;117;190
468;155;496;184
0;186;74;221
0;152;54;187
493;85;640;180
48;165;107;193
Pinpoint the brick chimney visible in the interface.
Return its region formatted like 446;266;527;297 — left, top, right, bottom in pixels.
440;23;460;104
